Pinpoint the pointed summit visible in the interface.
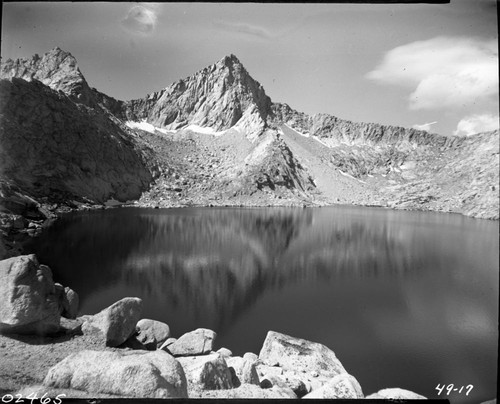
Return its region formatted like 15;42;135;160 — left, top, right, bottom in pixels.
0;47;94;106
125;54;273;136
217;53;242;67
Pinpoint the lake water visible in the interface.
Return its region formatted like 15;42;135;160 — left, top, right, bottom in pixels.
25;206;498;403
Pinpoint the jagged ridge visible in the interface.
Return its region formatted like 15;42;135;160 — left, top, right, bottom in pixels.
122;54;272;135
0;47;498;221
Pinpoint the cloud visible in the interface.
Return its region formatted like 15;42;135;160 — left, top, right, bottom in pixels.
213;20;271;39
367;37;498;110
412;121;437;132
122;5;158;35
453;113;499;136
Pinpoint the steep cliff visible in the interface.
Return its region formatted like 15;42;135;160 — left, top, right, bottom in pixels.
0;47;96;108
123;54;272;138
0;78;154;204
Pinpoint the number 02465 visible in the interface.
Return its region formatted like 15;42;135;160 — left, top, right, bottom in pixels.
435;384;473;396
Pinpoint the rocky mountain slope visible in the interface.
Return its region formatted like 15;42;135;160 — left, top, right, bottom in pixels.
0;46;498;248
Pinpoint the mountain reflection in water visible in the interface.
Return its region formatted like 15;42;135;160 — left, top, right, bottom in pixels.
26;206;498;403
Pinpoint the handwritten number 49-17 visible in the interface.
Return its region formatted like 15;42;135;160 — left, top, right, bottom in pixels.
435;384;473;396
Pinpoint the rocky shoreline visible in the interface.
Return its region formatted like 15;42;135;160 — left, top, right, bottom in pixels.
2;181;496;263
1;254;430;399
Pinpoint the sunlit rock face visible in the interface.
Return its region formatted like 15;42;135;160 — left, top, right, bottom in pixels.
123;54;272;137
0;47;96;107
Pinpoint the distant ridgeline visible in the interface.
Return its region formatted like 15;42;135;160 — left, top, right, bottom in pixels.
0;47;498;220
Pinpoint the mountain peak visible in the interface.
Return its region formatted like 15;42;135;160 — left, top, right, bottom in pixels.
125;53;272;134
0;47;94;106
218;54;241;66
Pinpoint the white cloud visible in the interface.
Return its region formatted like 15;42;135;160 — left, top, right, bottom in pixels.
367;37;498;110
412;121;437;132
453;113;499;136
122;5;159;35
213;20;272;39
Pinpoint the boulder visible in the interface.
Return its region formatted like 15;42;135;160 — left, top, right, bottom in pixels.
59;317;83;335
256;363;284;378
54;283;79;319
256;360;331;395
243;352;259;363
260;373;308;397
303;373;363;399
366;387;427;399
285;377;309;398
62;286;79;319
135;318;170;350
167;328;216;356
43;349;187;398
177;353;233;392
227;356;260;386
0;254;60;335
217;347;232;357
81;297;142;347
259;331;346;377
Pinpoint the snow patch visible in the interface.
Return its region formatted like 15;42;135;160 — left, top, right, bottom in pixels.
126;120;156;133
339;170;366;184
126;120;175;135
312;136;330;147
285;124;310;138
185;124;225;136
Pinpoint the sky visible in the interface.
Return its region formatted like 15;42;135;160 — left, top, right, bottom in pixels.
1;1;498;137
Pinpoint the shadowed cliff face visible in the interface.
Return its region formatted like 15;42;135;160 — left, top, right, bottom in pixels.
0;78;154;203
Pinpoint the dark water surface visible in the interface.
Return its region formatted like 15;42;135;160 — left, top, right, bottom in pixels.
26;206;498;403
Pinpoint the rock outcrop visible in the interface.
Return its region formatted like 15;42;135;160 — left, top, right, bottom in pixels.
0;47;95;107
177;353;233;393
0;77;155;204
134;318;171;350
81;297;142;347
366;387;427;399
226;356;260;387
166;328;216;356
43;349;188;398
124;54;272;137
54;283;79;319
259;330;347;377
302;373;364;399
0;254;60;335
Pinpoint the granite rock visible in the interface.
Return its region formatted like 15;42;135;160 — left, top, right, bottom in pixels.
43;349;188;398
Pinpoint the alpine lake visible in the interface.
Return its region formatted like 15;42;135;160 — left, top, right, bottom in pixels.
25;205;498;403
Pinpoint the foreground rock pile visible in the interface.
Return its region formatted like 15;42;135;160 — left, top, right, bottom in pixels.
0;254;429;399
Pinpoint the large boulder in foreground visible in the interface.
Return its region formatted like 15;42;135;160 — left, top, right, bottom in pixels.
177;353;233;393
81;297;142;347
43;349;188;398
303;373;363;399
166;328;216;356
366;387;427;399
135;318;171;350
0;254;60;335
258;331;347;377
